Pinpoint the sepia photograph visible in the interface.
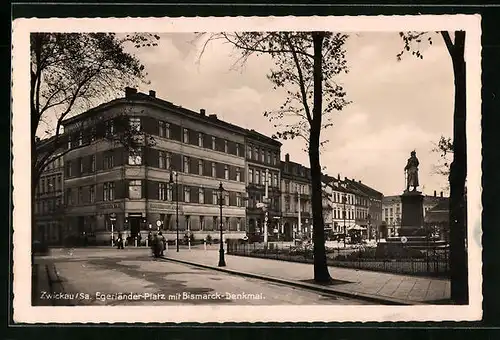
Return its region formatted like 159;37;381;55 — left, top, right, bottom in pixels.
11;15;482;323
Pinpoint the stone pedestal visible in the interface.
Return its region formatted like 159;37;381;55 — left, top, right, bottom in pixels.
399;191;424;236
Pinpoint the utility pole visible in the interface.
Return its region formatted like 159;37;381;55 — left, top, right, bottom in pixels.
297;185;302;237
263;169;269;247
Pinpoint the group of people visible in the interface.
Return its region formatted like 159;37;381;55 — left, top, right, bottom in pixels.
114;231;167;258
150;231;167;258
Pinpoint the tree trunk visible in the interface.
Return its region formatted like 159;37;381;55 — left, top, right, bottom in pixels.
448;31;468;304
310;32;331;283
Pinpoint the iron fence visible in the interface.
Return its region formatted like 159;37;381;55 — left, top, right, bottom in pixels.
226;241;450;278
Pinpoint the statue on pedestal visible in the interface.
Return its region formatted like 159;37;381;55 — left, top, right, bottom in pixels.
404;150;420;192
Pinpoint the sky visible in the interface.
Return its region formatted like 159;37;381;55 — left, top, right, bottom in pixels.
125;32;454;197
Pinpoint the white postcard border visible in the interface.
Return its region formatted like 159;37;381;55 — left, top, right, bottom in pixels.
12;14;482;323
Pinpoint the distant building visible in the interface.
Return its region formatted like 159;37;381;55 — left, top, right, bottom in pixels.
322;175;356;234
382;190;448;237
280;154;312;240
344;178;383;239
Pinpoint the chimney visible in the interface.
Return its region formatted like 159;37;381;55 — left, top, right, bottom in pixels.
208;114;217;119
125;87;137;98
434;190;437;197
148;90;156;98
344;177;348;181
440;191;443;197
359;180;362;184
285;153;290;162
200;109;206;116
338;174;341;181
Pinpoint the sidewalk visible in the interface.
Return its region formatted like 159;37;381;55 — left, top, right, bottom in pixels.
163;249;451;305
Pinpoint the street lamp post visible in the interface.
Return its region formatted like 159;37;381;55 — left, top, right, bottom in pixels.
343;193;347;248
169;170;179;252
218;182;226;267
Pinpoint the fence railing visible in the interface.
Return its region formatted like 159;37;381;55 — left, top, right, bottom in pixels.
226;241;450;278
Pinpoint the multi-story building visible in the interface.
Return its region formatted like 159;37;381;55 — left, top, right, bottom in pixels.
34;137;65;244
280;154;312;240
345;178;384;239
323;175;356;234
61;87;250;243
245;130;282;239
382;190;448;237
382;195;402;237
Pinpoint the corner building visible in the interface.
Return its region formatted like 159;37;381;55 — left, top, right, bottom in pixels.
62;88;248;243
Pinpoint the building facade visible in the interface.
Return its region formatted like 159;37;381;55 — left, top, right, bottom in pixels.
245;130;282;239
34;137;65;244
322;175;356;235
382;190;448;237
280;154;312;240
346;178;384;239
62;87;250;243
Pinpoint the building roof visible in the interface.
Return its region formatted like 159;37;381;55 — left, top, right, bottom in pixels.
62;88;281;146
424;199;449;224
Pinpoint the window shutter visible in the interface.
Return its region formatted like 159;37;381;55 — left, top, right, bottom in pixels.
95;152;103;171
201;134;208;148
171;124;182;141
114;147;125;166
216;163;224;179
229;165;236;181
149;180;159;200
189;157;198;175
189;129;198;145
96;183;104;202
205;188;213;204
203;159;211;176
229;192;236;206
172;153;182;172
227;141;236;155
190;186;198;203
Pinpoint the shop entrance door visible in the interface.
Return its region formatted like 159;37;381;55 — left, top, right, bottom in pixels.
129;217;141;238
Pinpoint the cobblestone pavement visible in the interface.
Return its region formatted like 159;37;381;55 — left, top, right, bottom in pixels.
35;248;372;306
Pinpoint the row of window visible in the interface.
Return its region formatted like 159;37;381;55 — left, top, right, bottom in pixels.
37;174;63;195
281;180;311;195
246;144;279;166
65;150;244;183
283;196;312;214
44;156;64;171
34;198;63;215
66;181;246;207
159;120;243;156
248;168;279;188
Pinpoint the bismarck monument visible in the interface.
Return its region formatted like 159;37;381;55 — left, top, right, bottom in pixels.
399;150;424;237
377;151;441;256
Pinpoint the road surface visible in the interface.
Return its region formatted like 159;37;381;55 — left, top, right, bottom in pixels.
34;247;373;306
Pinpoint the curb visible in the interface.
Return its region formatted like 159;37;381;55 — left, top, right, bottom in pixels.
45;263;76;306
161;256;423;306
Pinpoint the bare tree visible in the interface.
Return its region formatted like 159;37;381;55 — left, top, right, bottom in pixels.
398;31;468;304
198;32;350;283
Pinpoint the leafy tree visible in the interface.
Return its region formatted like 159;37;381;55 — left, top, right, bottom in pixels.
431;135;454;180
31;32;160;190
398;31;468;304
199;32;350;283
31;33;159;249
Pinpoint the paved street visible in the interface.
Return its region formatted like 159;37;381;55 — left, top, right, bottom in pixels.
34;248;372;306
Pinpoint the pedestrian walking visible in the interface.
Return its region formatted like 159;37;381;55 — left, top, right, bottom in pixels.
158;231;166;256
116;232;124;249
